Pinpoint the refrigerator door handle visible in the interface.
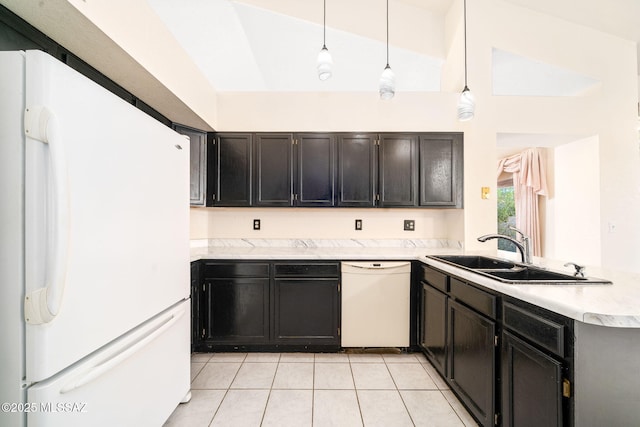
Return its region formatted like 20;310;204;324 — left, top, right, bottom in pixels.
24;106;71;324
60;308;186;394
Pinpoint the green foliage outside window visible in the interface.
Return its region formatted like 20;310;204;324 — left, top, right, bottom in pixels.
497;186;516;252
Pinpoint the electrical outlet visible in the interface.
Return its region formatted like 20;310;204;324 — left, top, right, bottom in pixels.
355;219;363;230
404;220;415;231
253;219;261;230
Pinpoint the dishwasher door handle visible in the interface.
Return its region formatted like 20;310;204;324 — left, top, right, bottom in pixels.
341;261;411;272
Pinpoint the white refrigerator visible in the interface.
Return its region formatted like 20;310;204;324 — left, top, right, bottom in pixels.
0;50;191;427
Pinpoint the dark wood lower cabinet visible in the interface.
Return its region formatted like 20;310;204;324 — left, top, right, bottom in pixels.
191;261;201;352
418;264;575;427
501;331;563;427
448;300;496;427
193;260;340;351
501;299;572;427
420;282;447;376
202;278;270;344
274;278;340;345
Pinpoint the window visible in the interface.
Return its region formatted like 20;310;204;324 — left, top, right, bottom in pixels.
497;180;516;253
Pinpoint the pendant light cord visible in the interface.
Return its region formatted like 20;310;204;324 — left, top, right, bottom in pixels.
463;0;468;88
386;0;390;67
323;0;327;48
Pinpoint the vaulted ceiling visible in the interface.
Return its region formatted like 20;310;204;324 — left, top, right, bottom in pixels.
1;0;637;130
147;0;639;95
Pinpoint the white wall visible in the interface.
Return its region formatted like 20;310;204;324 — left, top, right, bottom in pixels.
544;137;601;265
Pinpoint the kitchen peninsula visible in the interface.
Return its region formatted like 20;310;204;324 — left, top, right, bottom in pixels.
191;238;640;427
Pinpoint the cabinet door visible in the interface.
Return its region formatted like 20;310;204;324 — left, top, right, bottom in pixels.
502;331;563;427
448;300;496;427
419;133;463;207
273;278;340;346
337;134;377;207
254;133;293;206
191;261;201;351
378;134;418;207
173;124;207;206
421;282;447;376
202;278;270;344
209;133;252;206
295;133;336;207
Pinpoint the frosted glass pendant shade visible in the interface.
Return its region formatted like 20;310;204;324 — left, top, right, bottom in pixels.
379;65;395;100
317;46;332;81
457;86;475;121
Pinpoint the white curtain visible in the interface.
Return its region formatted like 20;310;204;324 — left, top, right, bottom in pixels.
497;148;548;256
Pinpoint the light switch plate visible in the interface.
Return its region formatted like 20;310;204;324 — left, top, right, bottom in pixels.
404;220;415;231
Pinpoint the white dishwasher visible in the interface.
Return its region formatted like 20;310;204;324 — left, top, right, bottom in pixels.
341;261;411;347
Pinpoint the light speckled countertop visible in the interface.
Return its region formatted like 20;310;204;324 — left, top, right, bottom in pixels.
190;239;640;328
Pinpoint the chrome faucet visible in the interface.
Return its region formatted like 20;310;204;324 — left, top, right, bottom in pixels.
564;262;586;277
477;226;532;264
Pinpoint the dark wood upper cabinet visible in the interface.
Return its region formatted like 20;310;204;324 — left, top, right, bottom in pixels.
295;133;336;207
337;134;377;207
173;124;207;206
378;134;419;207
208;133;252;206
419;133;463;207
254;133;294;207
206;131;463;209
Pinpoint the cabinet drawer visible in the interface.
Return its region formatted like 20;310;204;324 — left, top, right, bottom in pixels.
203;262;270;278
421;266;448;293
502;302;565;357
274;262;339;278
450;277;496;319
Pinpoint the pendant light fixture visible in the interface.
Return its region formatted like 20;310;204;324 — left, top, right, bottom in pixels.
317;0;332;81
457;0;475;120
379;0;395;100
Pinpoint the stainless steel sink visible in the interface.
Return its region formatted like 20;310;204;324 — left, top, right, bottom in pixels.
427;255;611;285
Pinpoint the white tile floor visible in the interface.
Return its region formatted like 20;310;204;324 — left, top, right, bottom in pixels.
164;352;478;427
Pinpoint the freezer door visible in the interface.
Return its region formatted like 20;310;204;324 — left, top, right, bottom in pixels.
27;300;190;427
23;50;190;382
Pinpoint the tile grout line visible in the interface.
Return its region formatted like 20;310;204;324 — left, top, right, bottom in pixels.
417;356;471;426
211;353;247;426
384;357;418;427
311;354;316;426
348;356;366;426
258;353;280;426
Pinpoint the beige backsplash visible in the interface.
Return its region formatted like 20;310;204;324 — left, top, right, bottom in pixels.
190;207;465;242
